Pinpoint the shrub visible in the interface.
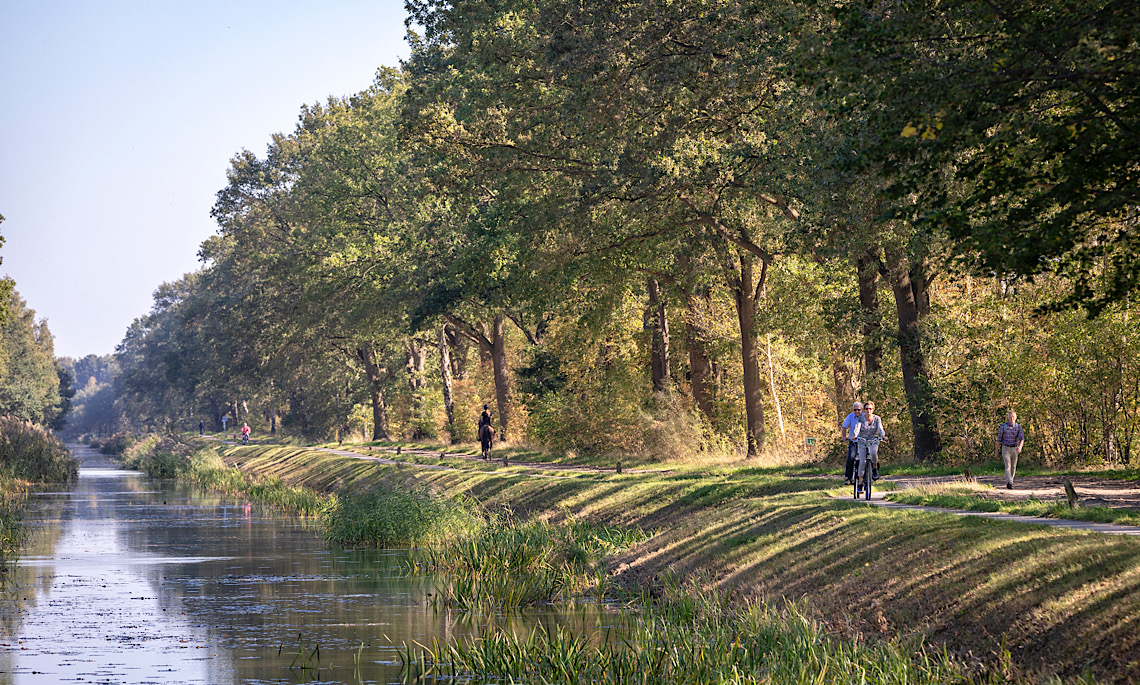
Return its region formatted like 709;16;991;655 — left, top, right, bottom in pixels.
99;432;137;456
322;486;480;548
121;434;193;479
0;416;77;483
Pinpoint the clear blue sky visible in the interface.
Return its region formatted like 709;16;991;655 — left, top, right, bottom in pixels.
0;0;410;359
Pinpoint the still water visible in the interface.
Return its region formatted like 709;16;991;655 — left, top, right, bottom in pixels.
0;445;612;684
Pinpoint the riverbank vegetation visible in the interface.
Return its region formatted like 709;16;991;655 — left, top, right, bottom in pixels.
0;417;78;578
203;440;1139;681
0;473;26;579
401;587;1042;685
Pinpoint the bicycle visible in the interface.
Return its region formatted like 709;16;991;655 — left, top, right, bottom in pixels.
853;455;873;500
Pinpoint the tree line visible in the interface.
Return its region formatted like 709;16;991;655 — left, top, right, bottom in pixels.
105;0;1139;465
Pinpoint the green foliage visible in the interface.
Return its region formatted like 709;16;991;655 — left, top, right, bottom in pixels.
410;513;648;611
99;432;138;456
0;416;77;483
0;290;66;427
58;354;120;437
402;586;980;684
322;486;479;548
121;434;194;479
811;0;1140;314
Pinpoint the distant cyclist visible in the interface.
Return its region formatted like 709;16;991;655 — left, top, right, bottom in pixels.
240;422;251;445
853;401;886;494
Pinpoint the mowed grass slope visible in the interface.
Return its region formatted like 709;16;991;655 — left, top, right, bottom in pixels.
214;441;1140;681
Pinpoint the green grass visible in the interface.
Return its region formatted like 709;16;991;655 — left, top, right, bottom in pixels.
885;485;1140;527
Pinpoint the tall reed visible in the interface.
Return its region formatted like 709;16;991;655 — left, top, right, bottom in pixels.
0;416;77;483
409;513;649;610
402;587;1027;684
0;472;26;579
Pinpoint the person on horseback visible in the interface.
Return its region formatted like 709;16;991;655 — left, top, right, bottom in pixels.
478;405;494;460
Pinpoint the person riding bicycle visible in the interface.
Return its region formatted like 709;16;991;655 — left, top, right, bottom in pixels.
240;422;251;444
852;401;886;494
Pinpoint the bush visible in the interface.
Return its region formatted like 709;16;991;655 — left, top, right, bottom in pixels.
99;432;137;456
121;435;193;479
0;416;77;483
322;486;480;547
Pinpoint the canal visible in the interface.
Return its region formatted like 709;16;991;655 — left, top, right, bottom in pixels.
0;445;608;684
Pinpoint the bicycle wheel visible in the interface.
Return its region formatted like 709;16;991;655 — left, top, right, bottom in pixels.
853;466;859;499
863;459;873;500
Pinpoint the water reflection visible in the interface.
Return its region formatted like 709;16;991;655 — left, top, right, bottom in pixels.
0;445;621;684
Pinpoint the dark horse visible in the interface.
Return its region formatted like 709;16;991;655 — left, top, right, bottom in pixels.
479;422;495;460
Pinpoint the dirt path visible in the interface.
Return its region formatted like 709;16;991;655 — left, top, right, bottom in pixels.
839;491;1140;536
885;473;1140;510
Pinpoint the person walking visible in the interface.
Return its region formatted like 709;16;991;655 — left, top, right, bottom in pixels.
841;401;863;485
996;410;1025;489
198;420;205;436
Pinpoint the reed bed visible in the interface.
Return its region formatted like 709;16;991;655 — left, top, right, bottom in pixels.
322;488;481;547
408;514;649;611
0;416;77;483
0;473;26;580
401;585;1087;685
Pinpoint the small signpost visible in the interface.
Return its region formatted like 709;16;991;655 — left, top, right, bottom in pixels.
805;436;816;460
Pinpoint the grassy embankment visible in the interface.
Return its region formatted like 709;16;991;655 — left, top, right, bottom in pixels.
121;437;994;683
179;438;1140;682
0;417;78;579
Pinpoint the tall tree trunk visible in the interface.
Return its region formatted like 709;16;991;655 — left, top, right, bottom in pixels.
885;245;942;461
445;325;469;380
730;252;767;457
490;314;512;442
356;346;390;441
857;253;883;375
438;325;456;443
407;339;429;439
209;396;222;431
910;259;933;317
646;278;671;392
